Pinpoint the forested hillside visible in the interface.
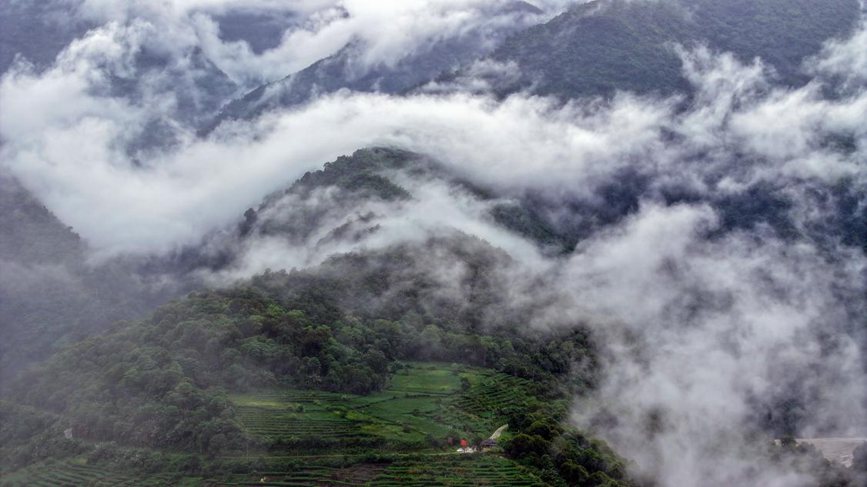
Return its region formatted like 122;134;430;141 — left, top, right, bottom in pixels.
479;0;860;98
0;175;182;383
0;273;627;486
206;1;544;130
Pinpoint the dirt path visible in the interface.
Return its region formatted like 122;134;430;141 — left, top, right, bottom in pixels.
489;424;508;440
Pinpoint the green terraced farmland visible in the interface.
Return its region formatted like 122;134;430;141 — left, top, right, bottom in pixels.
0;459;186;487
1;455;544;487
229;362;532;450
1;365;547;486
452;371;538;418
207;455;544;486
231;389;377;446
209;463;386;486
369;455;545;486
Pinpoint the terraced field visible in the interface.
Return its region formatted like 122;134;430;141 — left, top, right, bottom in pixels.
368;455;545;486
229;362;532;449
2;455;545;487
0;459;186;487
207;455;544;486
232;390;374;443
1;364;546;486
453;370;537;418
209;462;385;486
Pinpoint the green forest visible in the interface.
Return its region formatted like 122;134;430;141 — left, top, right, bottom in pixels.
0;279;629;486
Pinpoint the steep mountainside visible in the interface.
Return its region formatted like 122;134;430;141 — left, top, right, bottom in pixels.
0;1;93;75
189;147;867;278
0;262;631;485
0;175;184;383
478;0;860;98
205;2;543;130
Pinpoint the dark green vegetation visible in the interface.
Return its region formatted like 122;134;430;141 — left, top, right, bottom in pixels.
0;175;181;383
4;144;865;485
2;454;546;487
0;272;627;486
227;363;543;450
482;0;860;98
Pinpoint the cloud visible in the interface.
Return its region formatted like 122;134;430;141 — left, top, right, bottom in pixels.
559;203;867;485
52;0;567;88
808;17;867;91
205;167;552;281
4;32;866;257
2;5;867;486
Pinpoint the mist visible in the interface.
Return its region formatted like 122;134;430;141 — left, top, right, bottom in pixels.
1;1;866;485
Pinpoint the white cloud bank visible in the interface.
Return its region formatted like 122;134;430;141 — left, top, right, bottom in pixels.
54;0;569;87
561;203;867;485
2;27;865;256
1;4;867;486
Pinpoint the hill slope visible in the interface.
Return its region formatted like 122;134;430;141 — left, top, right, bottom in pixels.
205;2;544;130
0;175;183;383
478;0;860;98
0;275;627;486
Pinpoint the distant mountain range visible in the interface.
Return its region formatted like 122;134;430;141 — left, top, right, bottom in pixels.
207;0;860;131
481;0;860;98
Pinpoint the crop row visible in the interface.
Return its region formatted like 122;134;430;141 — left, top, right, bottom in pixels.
0;460;177;487
207;456;543;487
452;375;534;415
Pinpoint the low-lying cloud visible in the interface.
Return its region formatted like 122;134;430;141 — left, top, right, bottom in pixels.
561;203;867;485
2;28;865;256
1;3;866;486
47;0;567;88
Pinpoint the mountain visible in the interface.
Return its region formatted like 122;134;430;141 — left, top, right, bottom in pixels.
164;144;866;290
206;0;861;130
0;239;632;485
0;1;94;75
468;0;861;99
2;2;867;485
204;2;543;131
161;147;575;279
213;10;300;55
0;175;186;383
